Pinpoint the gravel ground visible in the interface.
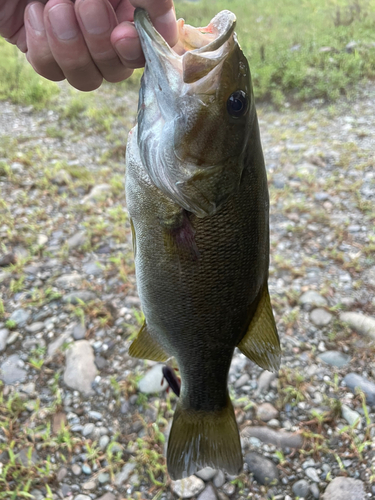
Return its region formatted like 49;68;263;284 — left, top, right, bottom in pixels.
0;81;375;500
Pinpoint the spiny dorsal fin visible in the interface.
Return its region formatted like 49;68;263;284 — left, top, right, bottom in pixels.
237;285;281;372
129;322;169;362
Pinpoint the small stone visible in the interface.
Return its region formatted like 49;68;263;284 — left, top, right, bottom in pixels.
82;480;96;490
171;476;205;498
55;273;83;288
340;312;375;340
241;427;303;450
47;329;71;359
81;184;112;204
310;482;320;499
305;467;320;482
57;467;68;482
74;496;91;500
244;452;279;485
299;291;328;310
63;340;97;396
17;448;39;466
82;464;92;475
195;467;217;481
267;419;280;428
344;373;375;405
213;470;225;488
71;464;82;476
138;364;169;393
9;308;31;327
222;483;235;497
83;261;103;276
82;423;95;437
234;373;250;388
88;410;102;420
0;354;27;384
310;308;333;326
342;404;361;426
317;350;351;368
30;490;43;500
52;169;72;185
255;370;276;396
114;462;137;486
292;479;310;498
63;290;96;304
67;231;87;249
98;472;110;483
0;252;16;267
322;477;365;500
0;328;9;352
96;494;116;500
37;234;48;246
73;323;86;340
99;435;110;450
6;331;19;345
197;484;218;500
25;322;44;333
256;403;278;422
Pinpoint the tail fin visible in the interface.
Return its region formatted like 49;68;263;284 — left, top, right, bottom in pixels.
167;396;242;480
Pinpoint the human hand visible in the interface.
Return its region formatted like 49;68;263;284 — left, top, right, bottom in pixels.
1;0;178;91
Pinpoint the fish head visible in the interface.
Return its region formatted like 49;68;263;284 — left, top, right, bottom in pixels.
135;9;256;217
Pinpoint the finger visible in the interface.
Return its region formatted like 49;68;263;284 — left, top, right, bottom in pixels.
25;2;65;81
0;0;46;39
5;25;27;52
111;21;144;69
111;0;135;23
75;0;133;83
44;0;103;91
129;0;178;47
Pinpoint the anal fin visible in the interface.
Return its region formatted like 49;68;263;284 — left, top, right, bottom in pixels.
129;322;169;362
237;285;281;372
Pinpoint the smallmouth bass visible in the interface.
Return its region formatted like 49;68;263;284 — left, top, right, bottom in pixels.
126;8;281;480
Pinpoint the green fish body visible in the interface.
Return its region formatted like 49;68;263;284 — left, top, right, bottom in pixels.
126;9;281;480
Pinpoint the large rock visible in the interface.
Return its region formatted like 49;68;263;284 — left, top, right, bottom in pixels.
322;477;365;500
171;476;205;498
0;355;27;384
344;373;375;405
245;452;279;485
63;341;97;396
340;312;375;340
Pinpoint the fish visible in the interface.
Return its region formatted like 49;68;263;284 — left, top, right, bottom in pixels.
125;8;281;480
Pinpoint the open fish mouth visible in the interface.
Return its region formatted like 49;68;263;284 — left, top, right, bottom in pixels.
134;8;237;84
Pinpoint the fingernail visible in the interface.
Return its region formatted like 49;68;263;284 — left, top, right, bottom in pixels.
154;9;178;45
27;4;45;33
48;4;79;40
79;0;111;35
115;37;142;62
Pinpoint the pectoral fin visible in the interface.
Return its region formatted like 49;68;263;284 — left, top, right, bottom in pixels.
129;322;169;362
237;285;281;372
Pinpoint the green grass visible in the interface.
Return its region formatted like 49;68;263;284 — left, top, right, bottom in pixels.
176;0;375;104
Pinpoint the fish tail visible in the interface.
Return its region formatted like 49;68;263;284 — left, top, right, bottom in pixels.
167;395;242;480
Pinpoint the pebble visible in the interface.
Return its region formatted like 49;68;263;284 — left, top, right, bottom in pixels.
292;479;310;498
63;340;97;395
344;373;375;405
98;472;110;483
255;370;276;396
195;467;217;481
234;373;250;388
322;477;365;500
74;496;91;500
256;403;278;422
82;480;96;490
52;169;72;185
81;183;112;203
67;231;87;249
0;328;9;351
138;364;169;393
96;494;116;500
83;261;103;275
241;426;303;449
71;464;82;476
37;234;48;246
73;323;86;340
222;483;235;496
9;308;31;327
82;423;95;437
340;312;375;340
99;435;110;450
57;467;68;482
305;467;320;482
0;354;27;384
17;448;39;465
171;476;205;498
197;484;218;500
63;290;97;304
114;462;137;486
317;350;351;367
310;308;333;326
25;322;44;333
341;404;361;426
310;482;320;499
6;331;19;345
47;329;72;358
244;452;279;485
299;291;328;309
55;273;83;288
88;410;102;420
82;464;92;475
213;470;225;488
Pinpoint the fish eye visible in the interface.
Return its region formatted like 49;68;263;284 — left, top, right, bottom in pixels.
227;90;248;118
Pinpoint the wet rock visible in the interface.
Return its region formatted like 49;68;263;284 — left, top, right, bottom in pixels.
63;290;96;304
244;452;279;485
305;467;320;482
138;364;169;393
344;373;375;405
9;308;31;327
0;328;9;352
55;273;83;288
317;350;351;368
256;403;278;422
342;404;361;426
115;462;137;486
73;323;86;340
241;427;303;449
82;261;103;276
81;183;112;203
0;354;27;384
340;312;375;340
171;476;205;498
310;308;333;326
299;291;328;310
292;479;310;498
322;477;365;500
63;340;97;396
195;467;217;481
67;231;87;249
197;484;218;500
255;370;276;396
213;470;225;488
